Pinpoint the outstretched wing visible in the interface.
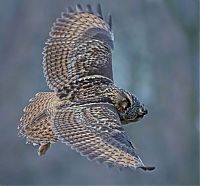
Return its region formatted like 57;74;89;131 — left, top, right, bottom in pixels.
53;103;154;170
43;4;114;92
18;92;58;144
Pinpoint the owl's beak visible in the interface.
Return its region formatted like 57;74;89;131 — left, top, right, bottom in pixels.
143;109;148;115
138;107;148;116
133;107;148;122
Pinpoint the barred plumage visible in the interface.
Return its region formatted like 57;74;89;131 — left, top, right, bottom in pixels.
43;4;113;92
53;103;150;169
19;4;154;171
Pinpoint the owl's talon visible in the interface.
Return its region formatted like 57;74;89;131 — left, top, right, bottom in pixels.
38;143;51;156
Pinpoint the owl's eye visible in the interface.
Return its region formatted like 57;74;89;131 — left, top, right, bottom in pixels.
118;99;130;112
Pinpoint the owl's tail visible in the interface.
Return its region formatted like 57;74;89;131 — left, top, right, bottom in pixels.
18;92;59;155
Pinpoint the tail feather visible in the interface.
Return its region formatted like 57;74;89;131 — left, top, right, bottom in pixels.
18;92;59;145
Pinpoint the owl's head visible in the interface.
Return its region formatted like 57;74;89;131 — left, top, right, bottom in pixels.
117;90;148;124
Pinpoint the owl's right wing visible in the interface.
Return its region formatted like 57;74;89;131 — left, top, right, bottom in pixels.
53;103;154;170
43;4;114;92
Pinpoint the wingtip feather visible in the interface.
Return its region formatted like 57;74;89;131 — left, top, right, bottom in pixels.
97;4;103;19
138;166;155;171
86;4;93;13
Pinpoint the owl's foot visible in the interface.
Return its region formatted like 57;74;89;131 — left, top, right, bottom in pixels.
38;143;51;156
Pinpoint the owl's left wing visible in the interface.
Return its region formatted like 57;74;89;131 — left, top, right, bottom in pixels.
43;4;114;92
53;103;154;170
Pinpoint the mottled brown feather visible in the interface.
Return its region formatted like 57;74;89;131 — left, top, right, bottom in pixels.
52;102;148;169
19;92;59;144
43;5;113;92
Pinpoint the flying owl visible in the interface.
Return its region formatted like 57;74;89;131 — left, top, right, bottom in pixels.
18;4;155;171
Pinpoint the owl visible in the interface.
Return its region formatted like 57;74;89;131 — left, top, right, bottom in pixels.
18;4;155;171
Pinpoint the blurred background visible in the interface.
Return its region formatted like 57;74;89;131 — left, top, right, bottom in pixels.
0;0;199;185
